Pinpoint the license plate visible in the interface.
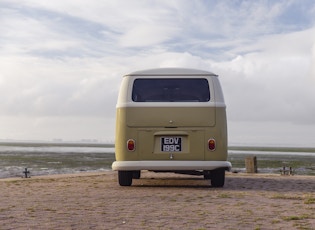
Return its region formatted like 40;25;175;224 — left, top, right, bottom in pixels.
161;137;182;152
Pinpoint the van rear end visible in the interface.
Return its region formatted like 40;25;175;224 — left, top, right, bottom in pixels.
112;68;231;187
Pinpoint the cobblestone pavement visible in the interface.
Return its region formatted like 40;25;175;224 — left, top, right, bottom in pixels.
0;171;314;229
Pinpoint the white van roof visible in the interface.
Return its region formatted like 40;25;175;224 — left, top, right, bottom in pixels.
126;68;217;76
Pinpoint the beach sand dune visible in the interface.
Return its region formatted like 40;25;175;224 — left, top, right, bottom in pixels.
0;171;314;229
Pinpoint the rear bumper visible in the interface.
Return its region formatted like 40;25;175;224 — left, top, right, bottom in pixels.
112;161;232;171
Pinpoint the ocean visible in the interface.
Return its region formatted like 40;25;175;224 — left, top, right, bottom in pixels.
0;143;115;178
0;142;314;178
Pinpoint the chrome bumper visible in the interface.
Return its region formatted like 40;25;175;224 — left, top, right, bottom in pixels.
112;161;232;171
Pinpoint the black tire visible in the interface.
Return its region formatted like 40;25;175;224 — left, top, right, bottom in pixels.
118;171;133;186
203;170;211;180
210;168;225;187
132;170;141;179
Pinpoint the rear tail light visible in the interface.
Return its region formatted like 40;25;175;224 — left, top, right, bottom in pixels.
208;139;216;151
127;139;136;151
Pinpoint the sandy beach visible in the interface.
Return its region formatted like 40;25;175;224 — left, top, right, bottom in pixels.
0;171;314;230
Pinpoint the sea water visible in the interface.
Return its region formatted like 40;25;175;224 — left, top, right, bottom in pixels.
228;150;315;175
0;144;115;178
0;143;314;178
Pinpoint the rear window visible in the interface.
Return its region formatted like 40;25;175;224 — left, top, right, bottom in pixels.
132;78;210;102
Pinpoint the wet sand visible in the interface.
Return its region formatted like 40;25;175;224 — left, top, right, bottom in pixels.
0;171;314;229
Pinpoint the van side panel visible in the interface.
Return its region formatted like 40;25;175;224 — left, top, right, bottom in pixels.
204;107;227;161
115;108;139;161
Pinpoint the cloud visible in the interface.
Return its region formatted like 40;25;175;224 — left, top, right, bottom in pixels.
311;42;315;80
213;28;315;127
0;56;123;117
2;0;303;54
1;0;315;144
119;25;180;47
0;115;115;141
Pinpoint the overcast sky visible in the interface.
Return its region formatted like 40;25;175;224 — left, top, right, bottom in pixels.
1;0;315;146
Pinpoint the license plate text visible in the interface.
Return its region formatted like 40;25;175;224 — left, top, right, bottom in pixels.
161;137;182;152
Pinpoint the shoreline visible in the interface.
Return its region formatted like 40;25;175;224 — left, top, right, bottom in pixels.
1;143;314;178
0;170;112;181
1;169;315;181
1;170;315;181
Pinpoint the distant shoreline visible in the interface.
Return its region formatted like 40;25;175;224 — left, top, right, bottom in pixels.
0;141;114;148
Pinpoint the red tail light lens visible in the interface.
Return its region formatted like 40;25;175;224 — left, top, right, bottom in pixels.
208;139;216;151
127;139;136;151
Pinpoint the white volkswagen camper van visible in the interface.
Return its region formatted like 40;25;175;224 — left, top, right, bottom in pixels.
112;68;231;187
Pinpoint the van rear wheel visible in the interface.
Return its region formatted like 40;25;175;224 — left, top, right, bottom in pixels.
210;169;225;187
118;171;133;186
203;170;211;179
132;170;141;179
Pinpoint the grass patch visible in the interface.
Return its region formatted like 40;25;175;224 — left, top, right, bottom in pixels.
217;193;231;198
0;208;9;212
245;209;253;215
271;219;280;224
282;214;310;221
26;207;36;213
236;202;246;206
304;197;315;204
44;208;57;213
271;194;303;200
5;180;23;186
